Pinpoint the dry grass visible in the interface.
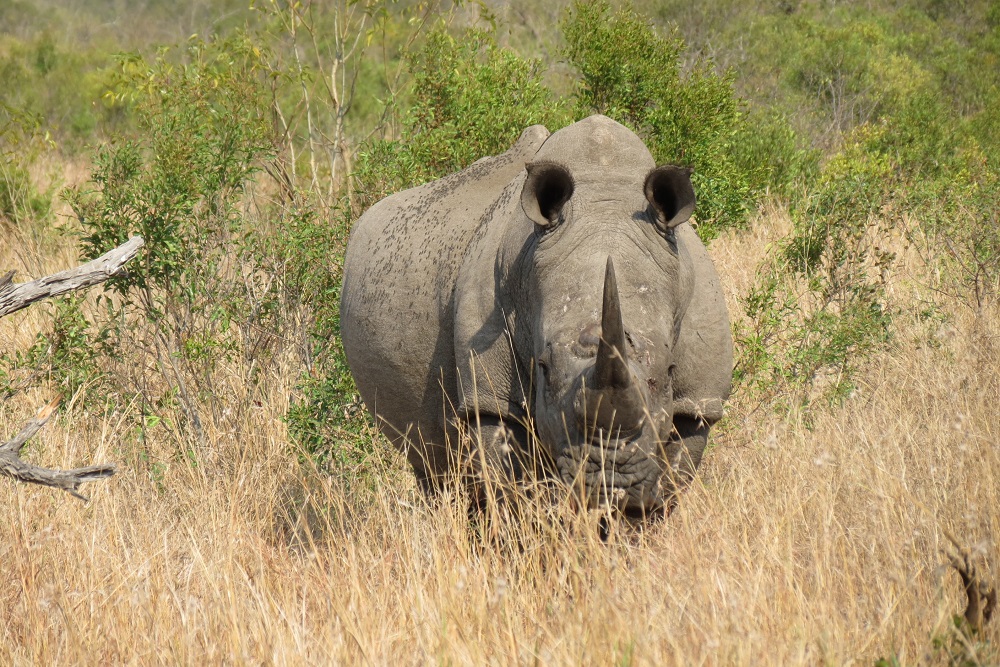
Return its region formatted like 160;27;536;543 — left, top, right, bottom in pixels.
1;202;998;665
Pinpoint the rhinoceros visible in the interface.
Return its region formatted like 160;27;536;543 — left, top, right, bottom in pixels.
340;115;732;517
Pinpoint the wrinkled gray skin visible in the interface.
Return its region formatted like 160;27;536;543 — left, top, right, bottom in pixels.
341;115;732;517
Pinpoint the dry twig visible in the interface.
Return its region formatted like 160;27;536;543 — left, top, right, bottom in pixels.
945;529;997;633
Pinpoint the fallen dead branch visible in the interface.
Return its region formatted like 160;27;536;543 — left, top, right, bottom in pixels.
0;235;144;317
0;397;115;501
0;236;143;500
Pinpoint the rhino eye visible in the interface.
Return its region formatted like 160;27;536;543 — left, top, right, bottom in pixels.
536;357;549;382
536;346;553;383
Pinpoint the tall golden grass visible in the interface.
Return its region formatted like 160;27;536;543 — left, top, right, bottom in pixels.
1;201;997;665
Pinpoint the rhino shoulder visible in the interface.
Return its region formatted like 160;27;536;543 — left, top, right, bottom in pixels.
341;125;551;446
672;223;733;422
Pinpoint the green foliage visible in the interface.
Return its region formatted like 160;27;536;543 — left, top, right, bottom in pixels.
786;126;895;274
250;201;374;467
562;0;790;238
734;261;892;412
732;0;1000;408
0;104;53;225
736;127;897;410
70;35;274;310
285;344;371;471
0;296;103;402
354;26;570;209
735;107;819;201
0;32;119;148
57;34;276;430
869;92;1000;311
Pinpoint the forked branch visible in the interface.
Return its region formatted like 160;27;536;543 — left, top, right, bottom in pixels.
0;397;115;501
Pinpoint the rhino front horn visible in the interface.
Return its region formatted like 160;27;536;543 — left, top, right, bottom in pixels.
594;257;630;390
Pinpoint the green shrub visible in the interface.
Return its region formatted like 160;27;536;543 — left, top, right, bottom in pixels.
729;0;1000;408
733;107;819;201
0;32;121;149
252;201;374;468
561;0;773;239
735;125;897;410
62;34;276;431
0;296;104;404
0;104;53;225
354;26;570;209
71;35;273;306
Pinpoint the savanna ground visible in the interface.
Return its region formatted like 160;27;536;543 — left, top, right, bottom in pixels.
2;0;999;664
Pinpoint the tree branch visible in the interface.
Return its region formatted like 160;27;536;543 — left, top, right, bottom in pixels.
0;236;144;317
0;397;115;501
0;236;143;500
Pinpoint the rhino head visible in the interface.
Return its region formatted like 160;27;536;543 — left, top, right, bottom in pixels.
513;122;700;518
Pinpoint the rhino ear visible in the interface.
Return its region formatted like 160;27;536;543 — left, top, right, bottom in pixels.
644;165;696;230
521;161;574;229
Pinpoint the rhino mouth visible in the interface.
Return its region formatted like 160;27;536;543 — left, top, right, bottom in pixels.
554;435;667;517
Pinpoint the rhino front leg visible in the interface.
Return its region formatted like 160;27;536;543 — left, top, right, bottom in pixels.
463;415;530;508
661;414;711;505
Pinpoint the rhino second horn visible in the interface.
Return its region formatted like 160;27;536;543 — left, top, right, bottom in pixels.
594;257;630;390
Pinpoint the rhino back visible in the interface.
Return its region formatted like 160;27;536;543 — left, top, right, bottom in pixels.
340;126;550;452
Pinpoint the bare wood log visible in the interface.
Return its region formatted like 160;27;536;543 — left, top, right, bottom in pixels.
1;236;143;500
0;236;144;317
1;397;115;501
945;529;997;633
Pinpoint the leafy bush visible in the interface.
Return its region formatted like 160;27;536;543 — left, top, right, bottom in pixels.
0;104;53;225
254;201;373;470
734;107;819;201
354;26;570;209
891;100;1000;312
562;0;788;238
735;125;897;411
0;295;103;404
731;1;1000;409
72;35;273;303
62;34;276;432
0;31;121;148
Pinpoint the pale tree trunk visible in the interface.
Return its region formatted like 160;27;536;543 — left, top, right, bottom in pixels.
0;236;143;500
